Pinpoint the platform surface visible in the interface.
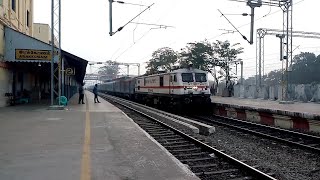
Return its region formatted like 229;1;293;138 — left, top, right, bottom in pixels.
0;91;199;180
211;96;320;118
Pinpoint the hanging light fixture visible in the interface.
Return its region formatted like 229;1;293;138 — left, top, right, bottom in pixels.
38;62;41;67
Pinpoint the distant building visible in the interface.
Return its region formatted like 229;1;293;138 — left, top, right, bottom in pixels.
33;23;58;47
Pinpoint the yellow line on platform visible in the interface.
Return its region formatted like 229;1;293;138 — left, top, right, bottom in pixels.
81;95;91;180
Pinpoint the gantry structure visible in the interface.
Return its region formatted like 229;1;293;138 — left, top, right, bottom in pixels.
256;28;320;86
231;0;293;101
85;61;141;81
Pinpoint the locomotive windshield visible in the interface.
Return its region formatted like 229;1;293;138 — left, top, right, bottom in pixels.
195;73;207;82
181;73;193;82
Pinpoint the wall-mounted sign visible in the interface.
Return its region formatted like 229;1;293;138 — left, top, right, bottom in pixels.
65;68;75;76
15;49;58;61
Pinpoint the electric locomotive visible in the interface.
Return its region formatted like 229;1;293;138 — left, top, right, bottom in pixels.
91;66;212;106
135;67;211;106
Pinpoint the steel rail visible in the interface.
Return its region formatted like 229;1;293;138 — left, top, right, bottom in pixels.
100;93;276;180
194;115;320;153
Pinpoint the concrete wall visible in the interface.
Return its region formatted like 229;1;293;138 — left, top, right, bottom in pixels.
311;84;320;102
269;86;278;100
257;86;268;99
33;23;50;44
245;85;257;99
0;24;4;57
213;105;320;133
0;66;11;106
32;23;58;47
231;83;320;103
0;0;33;35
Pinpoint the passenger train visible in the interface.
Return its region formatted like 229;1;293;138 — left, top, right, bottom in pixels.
89;66;211;107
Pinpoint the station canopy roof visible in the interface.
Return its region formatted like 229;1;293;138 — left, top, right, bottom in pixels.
4;26;88;83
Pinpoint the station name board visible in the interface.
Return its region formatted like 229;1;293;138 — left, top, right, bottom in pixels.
15;49;58;61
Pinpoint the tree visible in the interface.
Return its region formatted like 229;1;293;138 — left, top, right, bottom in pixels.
290;52;320;84
249;52;320;86
179;40;213;71
145;47;178;75
98;60;120;80
211;40;244;88
264;70;282;86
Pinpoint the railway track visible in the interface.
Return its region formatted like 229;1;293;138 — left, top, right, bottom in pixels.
100;94;276;180
192;115;320;154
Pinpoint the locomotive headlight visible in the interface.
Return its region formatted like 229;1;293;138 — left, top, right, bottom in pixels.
192;86;198;90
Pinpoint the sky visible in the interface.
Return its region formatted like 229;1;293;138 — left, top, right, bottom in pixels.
33;0;320;79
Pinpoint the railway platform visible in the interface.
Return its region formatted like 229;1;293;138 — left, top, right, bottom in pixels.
0;91;199;180
211;96;320;133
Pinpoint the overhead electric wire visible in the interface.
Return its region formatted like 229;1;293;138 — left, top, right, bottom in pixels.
113;0;176;62
209;0;305;40
130;22;174;28
114;1;149;7
114;28;153;61
112;3;155;36
133;1;143;43
227;0;290;7
218;9;250;44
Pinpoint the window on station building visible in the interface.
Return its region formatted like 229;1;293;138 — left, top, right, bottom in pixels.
11;0;16;11
27;11;30;27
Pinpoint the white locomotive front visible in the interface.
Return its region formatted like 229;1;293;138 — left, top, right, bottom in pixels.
135;68;211;106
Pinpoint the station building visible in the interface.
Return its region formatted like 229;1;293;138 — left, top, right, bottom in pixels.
0;0;88;107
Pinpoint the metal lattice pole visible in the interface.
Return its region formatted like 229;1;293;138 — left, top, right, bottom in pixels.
256;29;266;87
281;0;292;102
51;0;61;106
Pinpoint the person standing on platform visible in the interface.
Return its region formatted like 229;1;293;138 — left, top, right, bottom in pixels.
93;84;100;103
78;83;85;104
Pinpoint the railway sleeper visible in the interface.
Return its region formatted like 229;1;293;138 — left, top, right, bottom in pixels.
180;157;214;163
161;140;189;145
170;147;202;153
156;137;185;141
189;163;219;169
178;154;213;161
307;143;320;147
195;168;239;176
175;152;208;158
143;127;165;131
138;124;160;128
163;143;195;149
145;129;170;133
152;135;181;139
149;132;175;136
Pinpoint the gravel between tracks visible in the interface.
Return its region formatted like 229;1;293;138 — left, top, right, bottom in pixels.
192;125;320;180
112;101;320;180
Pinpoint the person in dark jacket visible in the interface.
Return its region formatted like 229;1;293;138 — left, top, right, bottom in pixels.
93;84;100;103
78;83;85;104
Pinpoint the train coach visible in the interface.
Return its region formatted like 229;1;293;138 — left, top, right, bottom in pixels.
93;67;212;107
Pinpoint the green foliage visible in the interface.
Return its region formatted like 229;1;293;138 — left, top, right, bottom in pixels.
211;40;244;83
179;40;213;71
259;52;320;85
212;40;244;67
290;52;320;84
145;39;244;89
145;47;178;75
98;60;120;78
